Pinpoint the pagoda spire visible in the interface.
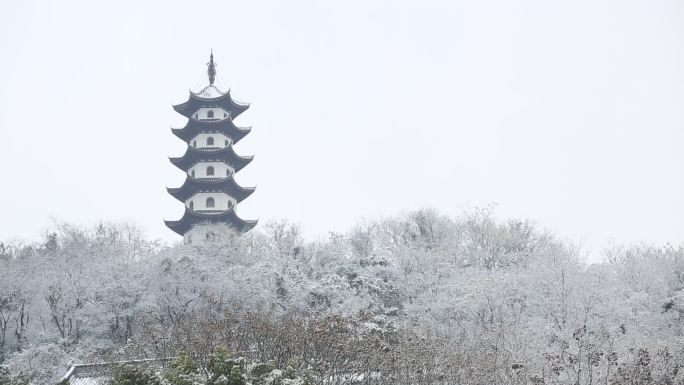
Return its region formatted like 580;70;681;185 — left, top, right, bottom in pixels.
207;50;216;85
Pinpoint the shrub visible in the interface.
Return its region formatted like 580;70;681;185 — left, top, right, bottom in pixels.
107;365;160;385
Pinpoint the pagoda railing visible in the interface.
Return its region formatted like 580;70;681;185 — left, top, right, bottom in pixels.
194;209;230;215
190;177;230;182
190;116;231;123
192;146;226;153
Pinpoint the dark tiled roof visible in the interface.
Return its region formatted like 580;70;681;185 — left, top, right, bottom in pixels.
173;86;249;119
169;145;253;172
165;208;258;235
167;176;255;202
171;117;251;144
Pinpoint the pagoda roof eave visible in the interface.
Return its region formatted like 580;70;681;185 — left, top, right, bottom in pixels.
165;209;258;235
167;177;255;202
189;87;250;107
172;90;250;119
170;117;251;144
169;146;254;172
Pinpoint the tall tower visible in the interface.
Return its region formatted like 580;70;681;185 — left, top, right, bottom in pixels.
165;52;257;242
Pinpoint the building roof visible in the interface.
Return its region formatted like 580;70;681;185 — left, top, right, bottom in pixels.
169;145;253;172
165;208;258;235
167;177;255;202
192;84;223;98
173;86;250;119
171;117;251;144
61;359;170;385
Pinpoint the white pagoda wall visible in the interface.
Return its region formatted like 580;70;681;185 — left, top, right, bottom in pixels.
185;192;236;211
190;133;232;149
187;162;234;178
193;107;230;120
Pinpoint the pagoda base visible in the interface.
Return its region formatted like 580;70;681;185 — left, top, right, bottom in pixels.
184;224;241;244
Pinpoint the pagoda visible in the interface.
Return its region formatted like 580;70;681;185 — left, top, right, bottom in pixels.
165;52;257;242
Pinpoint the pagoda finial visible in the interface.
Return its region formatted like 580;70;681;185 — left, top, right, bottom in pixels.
207;50;216;85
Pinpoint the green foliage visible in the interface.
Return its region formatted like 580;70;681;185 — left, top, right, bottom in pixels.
281;359;315;385
283;360;297;380
100;350;313;385
250;361;276;385
169;353;198;375
300;370;316;385
206;347;245;385
163;354;203;385
107;365;160;385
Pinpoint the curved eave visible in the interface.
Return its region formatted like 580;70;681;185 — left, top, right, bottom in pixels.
169;146;254;172
171;118;251;144
172;91;250;119
167;177;255;202
190;89;251;108
165;209;258;235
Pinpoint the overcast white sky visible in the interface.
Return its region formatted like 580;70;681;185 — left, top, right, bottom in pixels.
0;0;682;258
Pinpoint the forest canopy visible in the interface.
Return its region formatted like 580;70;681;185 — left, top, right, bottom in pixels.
0;208;682;384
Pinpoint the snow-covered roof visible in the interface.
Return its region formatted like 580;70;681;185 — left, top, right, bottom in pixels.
61;359;169;385
192;84;227;99
61;363;106;385
66;375;106;385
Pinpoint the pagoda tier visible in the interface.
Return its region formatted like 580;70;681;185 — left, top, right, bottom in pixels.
171;117;251;144
169;145;253;172
165;208;257;236
173;85;249;119
167;176;255;202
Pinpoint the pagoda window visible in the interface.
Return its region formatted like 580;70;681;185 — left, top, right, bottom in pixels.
206;166;215;176
223;112;228;118
226;169;231;177
191;170;196;178
207;136;215;146
189;201;194;210
206;197;215;208
192;140;196;147
228;201;234;209
207;110;215;119
225;139;229;146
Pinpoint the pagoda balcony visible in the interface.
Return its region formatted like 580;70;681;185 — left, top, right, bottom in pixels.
192;146;229;151
188;116;231;124
193;209;231;215
190;177;226;182
192;146;226;153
